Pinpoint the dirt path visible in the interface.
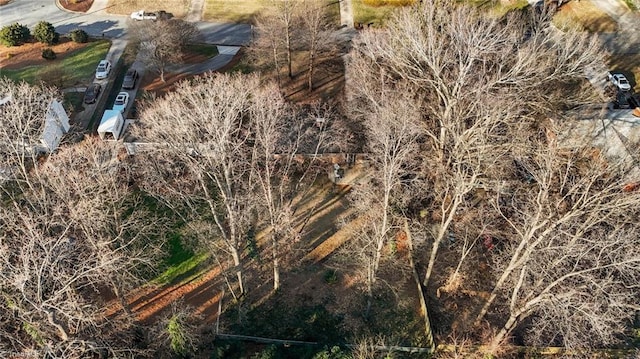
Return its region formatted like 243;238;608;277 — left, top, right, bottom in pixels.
108;266;225;324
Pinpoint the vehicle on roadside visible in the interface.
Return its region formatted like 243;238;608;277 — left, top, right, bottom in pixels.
83;83;102;104
112;92;129;114
157;10;172;20
122;68;139;90
130;10;157;21
608;72;632;92
616;91;632;109
95;60;111;80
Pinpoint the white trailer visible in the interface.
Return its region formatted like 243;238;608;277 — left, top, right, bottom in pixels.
98;109;124;140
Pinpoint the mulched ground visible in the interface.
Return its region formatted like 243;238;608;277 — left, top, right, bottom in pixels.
59;0;94;12
0;38;89;69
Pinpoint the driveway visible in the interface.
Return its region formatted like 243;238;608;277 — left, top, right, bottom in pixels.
591;0;640;55
195;22;251;46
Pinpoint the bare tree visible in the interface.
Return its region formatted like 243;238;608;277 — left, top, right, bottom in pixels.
343;1;639;350
128;18;200;82
39;138;161;315
475;136;640;351
343;84;422;313
249;84;332;291
0;138;160;357
299;0;336;91
253;12;285;87
134;73;266;297
0;186;122;355
346;0;606;290
253;0;300;80
0;78;60;193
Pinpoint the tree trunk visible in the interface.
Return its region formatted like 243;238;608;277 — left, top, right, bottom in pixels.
365;267;373;317
231;247;245;295
286;27;292;78
423;234;441;287
490;311;520;353
423;198;459;287
46;309;69;341
112;280;132;316
273;45;281;89
405;219;435;351
272;235;280;291
308;49;314;91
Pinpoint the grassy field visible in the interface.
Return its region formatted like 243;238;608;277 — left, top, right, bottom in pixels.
204;0;271;22
204;0;341;24
1;40;111;87
106;0;190;17
352;0;403;26
553;1;618;32
152;235;210;285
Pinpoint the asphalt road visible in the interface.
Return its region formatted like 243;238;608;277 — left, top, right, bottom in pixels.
0;1;251;45
0;0;128;38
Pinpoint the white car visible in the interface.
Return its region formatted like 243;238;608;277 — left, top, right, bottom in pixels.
608;72;632;92
130;10;157;21
112;92;129;114
95;60;111;80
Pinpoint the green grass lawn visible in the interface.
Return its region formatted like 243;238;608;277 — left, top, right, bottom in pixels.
1;40;111;88
153;234;210;285
185;43;220;58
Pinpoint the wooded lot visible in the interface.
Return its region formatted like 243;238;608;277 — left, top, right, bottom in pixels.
1;1;639;358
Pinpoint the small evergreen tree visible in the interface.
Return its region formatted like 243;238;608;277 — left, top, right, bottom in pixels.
70;29;89;43
33;21;58;45
41;48;56;60
0;23;30;46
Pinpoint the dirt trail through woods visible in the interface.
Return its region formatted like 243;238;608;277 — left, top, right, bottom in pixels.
109;161;370;324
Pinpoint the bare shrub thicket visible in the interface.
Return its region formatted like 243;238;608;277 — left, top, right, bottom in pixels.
0;135;159;357
252;0;337;90
0;78;59;191
134;73;331;295
345;0;639;350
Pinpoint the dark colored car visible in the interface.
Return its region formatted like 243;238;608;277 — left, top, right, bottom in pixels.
157;10;173;20
83;83;102;104
122;68;139;90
